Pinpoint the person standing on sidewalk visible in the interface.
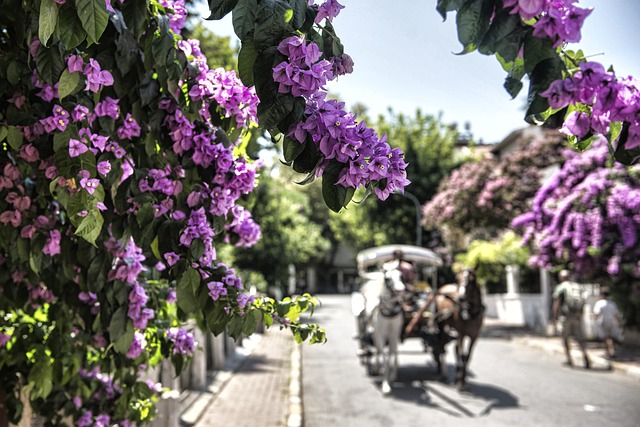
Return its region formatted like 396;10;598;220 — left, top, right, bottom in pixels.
593;287;622;359
551;270;591;369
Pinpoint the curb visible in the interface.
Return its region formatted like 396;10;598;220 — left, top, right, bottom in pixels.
287;342;303;427
180;334;263;426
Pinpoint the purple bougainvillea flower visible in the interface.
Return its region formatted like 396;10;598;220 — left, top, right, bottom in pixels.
0;332;10;347
126;331;146;359
68;138;88;157
97;160;111;176
67;54;83;73
163;252;179;266
42;229;61;256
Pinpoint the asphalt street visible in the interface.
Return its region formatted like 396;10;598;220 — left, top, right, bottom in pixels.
302;295;640;427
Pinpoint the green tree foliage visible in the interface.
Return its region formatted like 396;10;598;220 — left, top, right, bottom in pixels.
232;168;331;291
456;231;531;292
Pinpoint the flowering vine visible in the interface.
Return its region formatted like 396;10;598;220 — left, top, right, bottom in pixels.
439;0;639;165
0;0;326;425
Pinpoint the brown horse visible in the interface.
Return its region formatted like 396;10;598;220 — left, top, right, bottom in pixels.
432;268;484;391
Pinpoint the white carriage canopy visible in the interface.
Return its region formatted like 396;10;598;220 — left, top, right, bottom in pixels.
356;244;443;273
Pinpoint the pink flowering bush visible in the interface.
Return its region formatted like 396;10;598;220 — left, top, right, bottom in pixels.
423;130;566;239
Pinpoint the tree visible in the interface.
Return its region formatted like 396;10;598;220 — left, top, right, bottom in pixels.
232;168;331;291
456;231;531;293
423;129;567;250
513;138;640;325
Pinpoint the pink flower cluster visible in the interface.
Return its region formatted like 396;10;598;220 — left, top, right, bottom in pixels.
275;36;409;201
541;61;640;149
504;0;592;47
178;39;258;128
273;36;334;98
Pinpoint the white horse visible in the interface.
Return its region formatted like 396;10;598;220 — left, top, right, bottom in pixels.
354;264;406;395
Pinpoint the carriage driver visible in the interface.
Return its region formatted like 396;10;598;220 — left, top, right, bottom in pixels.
389;249;417;293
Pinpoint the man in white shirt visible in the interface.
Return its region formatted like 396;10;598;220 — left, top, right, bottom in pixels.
593;286;622;359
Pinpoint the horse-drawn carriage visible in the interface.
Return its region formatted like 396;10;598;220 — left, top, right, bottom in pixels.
351;244;484;393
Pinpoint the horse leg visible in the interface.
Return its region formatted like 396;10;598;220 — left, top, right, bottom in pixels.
434;322;448;382
457;334;478;391
380;317;396;395
371;315;383;377
388;315;402;383
455;335;465;390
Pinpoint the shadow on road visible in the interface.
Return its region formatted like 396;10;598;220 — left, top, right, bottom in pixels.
376;364;520;418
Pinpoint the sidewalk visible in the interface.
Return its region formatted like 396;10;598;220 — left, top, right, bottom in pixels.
186;318;640;427
187;327;301;427
482;318;640;378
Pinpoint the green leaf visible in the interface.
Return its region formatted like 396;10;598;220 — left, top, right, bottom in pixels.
206;302;229;335
322;160;348;212
478;8;522;62
287;0;307;30
6;61;21;85
238;38;258;87
28;354;53;399
39;0;59;47
0;127;6;143
283;137;306;163
232;0;258;40
242;309;261;336
227;315;244;339
76;0;109;45
613;123;640;165
55;3;87;49
207;0;240;20
523;31;558;74
122;0;148;38
292;137;321;174
258;93;294;129
254;0;289;51
277;96;305;134
177;268;201;313
322;21;343;58
109;306;128;342
455;0;493;53
87;254;108;293
151;236;161;260
436;0;465;20
525;57;565;124
139;73;160;107
136;203;154;228
152;17;175;67
74;209;104;247
504;76;523;99
57;69;81;100
36;44;65;86
6;126;23;151
113;321;135;354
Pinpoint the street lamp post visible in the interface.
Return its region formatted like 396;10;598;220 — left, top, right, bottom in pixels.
394;190;422;247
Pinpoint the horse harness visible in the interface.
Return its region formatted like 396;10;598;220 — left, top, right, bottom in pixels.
379;274;404;317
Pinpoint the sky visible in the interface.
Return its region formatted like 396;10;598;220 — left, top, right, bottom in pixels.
198;1;640;144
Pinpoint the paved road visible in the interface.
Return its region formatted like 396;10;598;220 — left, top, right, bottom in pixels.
302;295;640;427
